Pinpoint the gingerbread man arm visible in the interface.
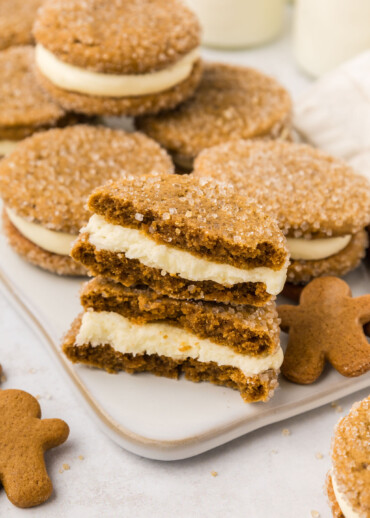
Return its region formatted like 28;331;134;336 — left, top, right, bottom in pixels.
36;418;70;449
352;295;370;323
277;305;299;331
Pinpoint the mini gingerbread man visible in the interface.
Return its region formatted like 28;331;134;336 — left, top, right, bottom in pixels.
0;389;69;508
278;277;370;384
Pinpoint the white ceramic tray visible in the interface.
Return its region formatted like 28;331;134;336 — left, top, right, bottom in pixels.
1;212;370;461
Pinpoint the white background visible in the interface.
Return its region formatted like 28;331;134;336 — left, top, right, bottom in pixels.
0;9;369;518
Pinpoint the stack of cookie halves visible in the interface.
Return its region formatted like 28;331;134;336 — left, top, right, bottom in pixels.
63;173;290;403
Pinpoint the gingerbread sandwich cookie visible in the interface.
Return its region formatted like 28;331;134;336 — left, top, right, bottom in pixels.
71;173;289;305
0;46;82;158
63;276;283;403
326;395;370;518
194;140;370;287
0;0;44;51
0;125;173;275
136;62;292;170
33;0;202;117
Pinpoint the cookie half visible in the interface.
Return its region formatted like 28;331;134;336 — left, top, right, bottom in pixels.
0;125;173;275
62;277;283;403
33;0;202;116
326;395;370;518
0;46;81;157
0;0;44;51
71;173;289;305
136;62;292;170
193;140;370;285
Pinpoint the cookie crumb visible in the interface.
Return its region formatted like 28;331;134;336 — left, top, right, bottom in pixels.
62;463;70;471
44;393;52;400
315;452;324;460
59;468;64;474
35;394;41;400
78;455;84;461
211;471;218;477
310;511;320;518
271;449;278;454
335;405;343;413
29;368;36;374
282;428;291;436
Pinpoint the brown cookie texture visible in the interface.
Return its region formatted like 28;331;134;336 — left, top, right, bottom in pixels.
34;59;203;117
34;0;201;74
193;139;370;238
287;230;368;285
0;125;174;233
278;277;370;384
62;315;279;403
2;209;87;276
0;389;69;508
71;235;271;305
0;0;44;50
80;276;281;356
330;396;370;517
0;46;71;139
84;173;288;270
136;62;292;165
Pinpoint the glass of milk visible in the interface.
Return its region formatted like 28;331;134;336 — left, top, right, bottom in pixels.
186;0;286;49
294;0;370;77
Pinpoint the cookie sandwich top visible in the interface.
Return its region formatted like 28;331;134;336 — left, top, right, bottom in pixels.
194;140;370;263
330;395;370;518
136;63;292;168
74;173;289;298
33;0;201;99
0;0;44;51
0;125;173;256
0;46;71;155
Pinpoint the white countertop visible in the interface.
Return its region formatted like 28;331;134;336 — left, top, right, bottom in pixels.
0;10;369;518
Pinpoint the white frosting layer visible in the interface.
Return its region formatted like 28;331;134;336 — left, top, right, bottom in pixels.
7;209;77;256
0;140;18;156
83;214;288;295
287;235;351;261
35;44;199;97
332;475;361;518
76;311;283;377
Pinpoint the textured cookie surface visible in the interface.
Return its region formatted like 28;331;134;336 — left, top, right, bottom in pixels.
136;63;292;162
0;389;69;508
0;46;67;139
0;125;174;233
34;59;203;117
34;0;201;74
80;276;281;356
85;173;288;269
0;0;44;50
2;210;87;276
63;315;279;403
330;396;370;517
279;277;370;384
194;139;370;238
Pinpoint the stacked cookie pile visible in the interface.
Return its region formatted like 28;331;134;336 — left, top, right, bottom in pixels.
63;174;289;403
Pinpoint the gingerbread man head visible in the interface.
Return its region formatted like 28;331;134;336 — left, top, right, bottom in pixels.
0;389;69;508
278;277;370;384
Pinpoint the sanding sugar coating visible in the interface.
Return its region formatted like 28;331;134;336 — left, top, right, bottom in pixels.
33;0;201;74
0;0;44;50
330;396;370;517
194;139;370;238
0;125;174;233
86;173;289;271
0;46;68;140
136;63;292;162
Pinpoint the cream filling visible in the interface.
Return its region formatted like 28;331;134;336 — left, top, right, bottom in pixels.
76;311;283;377
35;44;199;97
287;234;351;261
83;214;288;295
332;474;361;518
0;140;18;156
6;209;77;256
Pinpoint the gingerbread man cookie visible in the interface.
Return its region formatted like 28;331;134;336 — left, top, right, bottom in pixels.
278;277;370;384
0;389;69;508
